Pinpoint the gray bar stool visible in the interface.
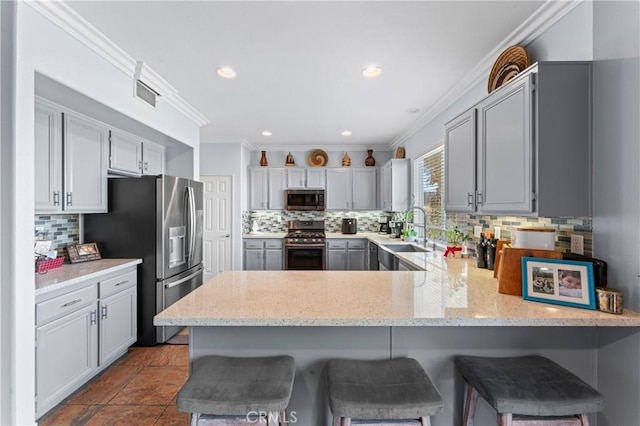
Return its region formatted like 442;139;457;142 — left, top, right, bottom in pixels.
455;355;605;426
327;358;444;426
177;355;295;425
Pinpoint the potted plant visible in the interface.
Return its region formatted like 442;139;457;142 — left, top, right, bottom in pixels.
402;228;417;242
444;223;469;258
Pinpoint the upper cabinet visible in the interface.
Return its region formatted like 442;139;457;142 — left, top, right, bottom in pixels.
35;98;109;214
268;168;286;210
250;168;269;210
444;62;592;217
286;168;325;189
326;168;376;210
380;159;411;212
109;129;165;176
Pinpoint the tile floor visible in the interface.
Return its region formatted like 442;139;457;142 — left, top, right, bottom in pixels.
38;343;190;426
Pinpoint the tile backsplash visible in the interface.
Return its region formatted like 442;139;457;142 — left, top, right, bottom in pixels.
34;215;80;249
244;210;387;233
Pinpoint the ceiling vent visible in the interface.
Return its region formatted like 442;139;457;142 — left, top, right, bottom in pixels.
134;61;161;108
135;79;160;108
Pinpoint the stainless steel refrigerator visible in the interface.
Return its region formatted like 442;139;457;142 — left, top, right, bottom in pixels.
84;175;203;345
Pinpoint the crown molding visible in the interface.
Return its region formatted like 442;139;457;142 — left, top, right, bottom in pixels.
249;143;391;152
389;0;583;149
26;1;210;127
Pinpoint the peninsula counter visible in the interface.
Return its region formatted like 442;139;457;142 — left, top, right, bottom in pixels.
154;256;640;425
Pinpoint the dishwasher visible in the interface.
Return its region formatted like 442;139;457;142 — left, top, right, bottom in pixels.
368;242;379;270
377;245;398;271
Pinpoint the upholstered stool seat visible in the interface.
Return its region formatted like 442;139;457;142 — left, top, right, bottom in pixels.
455;355;605;426
327;358;444;426
177;355;295;425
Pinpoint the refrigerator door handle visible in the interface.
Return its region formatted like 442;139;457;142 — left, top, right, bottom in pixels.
186;186;196;260
164;268;203;289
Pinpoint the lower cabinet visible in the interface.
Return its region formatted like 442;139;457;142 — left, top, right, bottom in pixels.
326;239;366;270
243;239;283;270
35;267;137;419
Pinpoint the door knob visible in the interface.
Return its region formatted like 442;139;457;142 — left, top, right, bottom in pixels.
225;234;230;238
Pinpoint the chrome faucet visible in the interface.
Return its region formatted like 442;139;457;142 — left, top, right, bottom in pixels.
404;206;428;248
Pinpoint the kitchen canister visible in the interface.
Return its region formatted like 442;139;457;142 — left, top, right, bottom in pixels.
596;287;623;314
513;227;556;250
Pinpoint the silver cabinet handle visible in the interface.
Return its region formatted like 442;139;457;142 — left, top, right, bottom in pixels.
114;280;128;287
61;299;81;308
477;192;484;205
101;305;108;319
66;192;72;206
53;191;60;206
139;160;143;171
90;310;97;325
144;161;149;171
467;192;474;207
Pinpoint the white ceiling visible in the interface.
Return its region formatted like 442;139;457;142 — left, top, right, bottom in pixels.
66;1;545;149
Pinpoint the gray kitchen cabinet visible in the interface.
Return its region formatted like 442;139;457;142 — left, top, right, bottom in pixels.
445;62;592;216
243;239;283;270
35;99;63;212
326;239;366;270
268;168;286;210
109;129;165;176
63;110;109;213
286;168;325;189
249;168;269;210
380;159;411;212
326;168;376;210
444;109;476;212
306;168;326;188
35;267;138;419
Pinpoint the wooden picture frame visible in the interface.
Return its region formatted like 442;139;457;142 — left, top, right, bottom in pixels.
67;242;102;263
522;257;596;310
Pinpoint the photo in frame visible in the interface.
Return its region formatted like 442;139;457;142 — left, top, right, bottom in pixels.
67;242;102;263
521;257;596;310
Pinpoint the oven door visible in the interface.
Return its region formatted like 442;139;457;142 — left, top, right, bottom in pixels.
285;244;326;270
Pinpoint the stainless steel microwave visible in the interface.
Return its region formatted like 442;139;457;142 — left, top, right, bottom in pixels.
285;189;325;211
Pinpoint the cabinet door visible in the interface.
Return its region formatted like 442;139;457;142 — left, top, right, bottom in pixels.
36;305;97;418
268;168;286;210
99;287;137;366
445;109;476;212
326;248;347;270
244;249;264;270
63;112;109;213
306;168;325;189
35;100;63;213
249;168;268;210
264;249;283;270
352;168;377;210
380;163;392;210
477;76;532;213
109;130;142;174
142;141;165;176
326;169;351;210
287;168;306;188
347;249;366;271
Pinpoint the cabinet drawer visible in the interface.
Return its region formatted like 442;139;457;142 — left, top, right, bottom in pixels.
327;240;347;249
244;240;264;249
100;269;137;298
36;284;97;326
264;240;283;249
347;240;366;249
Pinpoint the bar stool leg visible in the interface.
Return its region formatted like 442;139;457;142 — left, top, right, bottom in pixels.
341;417;352;426
463;382;479;426
420;415;431;425
498;413;513;426
579;414;590;426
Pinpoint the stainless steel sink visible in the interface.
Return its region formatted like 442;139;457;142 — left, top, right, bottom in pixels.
381;244;430;253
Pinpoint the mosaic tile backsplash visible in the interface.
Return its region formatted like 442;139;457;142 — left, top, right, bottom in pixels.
34;215;80;249
244;210;388;233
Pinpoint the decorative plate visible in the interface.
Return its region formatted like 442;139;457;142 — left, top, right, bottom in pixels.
488;45;530;93
308;149;328;167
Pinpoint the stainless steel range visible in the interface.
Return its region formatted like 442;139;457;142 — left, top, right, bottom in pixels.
285;220;326;270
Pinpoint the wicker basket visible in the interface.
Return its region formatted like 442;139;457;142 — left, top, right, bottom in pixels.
488;45;530;93
36;256;65;273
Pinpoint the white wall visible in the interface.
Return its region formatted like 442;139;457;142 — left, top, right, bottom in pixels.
10;4;202;423
200;143;245;270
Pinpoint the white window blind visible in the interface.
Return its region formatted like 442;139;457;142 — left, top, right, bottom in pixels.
413;146;446;241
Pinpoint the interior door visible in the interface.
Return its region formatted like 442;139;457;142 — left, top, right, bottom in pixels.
202;175;232;282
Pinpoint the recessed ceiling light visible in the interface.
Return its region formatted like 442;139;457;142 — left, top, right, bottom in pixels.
261;130;272;136
341;130;352;136
216;67;237;79
406;107;421;114
361;65;382;78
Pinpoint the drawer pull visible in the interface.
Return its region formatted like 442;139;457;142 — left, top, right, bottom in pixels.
90;310;97;325
114;280;129;287
101;305;108;319
61;299;81;308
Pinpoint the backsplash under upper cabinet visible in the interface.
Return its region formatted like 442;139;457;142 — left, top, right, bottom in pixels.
34;215;80;249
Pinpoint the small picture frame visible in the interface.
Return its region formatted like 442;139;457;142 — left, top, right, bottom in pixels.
522;257;596;310
67;243;102;263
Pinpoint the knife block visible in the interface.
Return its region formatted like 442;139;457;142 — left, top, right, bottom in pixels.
497;247;562;296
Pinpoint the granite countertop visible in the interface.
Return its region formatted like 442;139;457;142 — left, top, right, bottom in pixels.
154;255;640;328
36;258;142;301
243;232;287;239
